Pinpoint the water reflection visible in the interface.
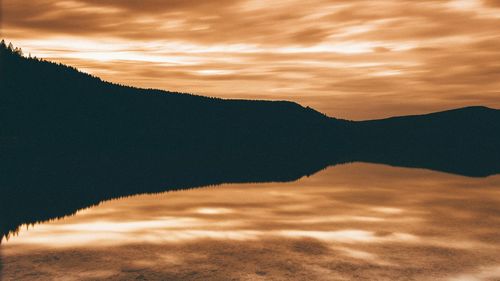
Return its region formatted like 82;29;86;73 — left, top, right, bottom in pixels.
2;163;500;280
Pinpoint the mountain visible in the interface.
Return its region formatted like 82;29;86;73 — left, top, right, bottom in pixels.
0;41;348;157
1;41;500;241
1;41;500;177
350;106;500;176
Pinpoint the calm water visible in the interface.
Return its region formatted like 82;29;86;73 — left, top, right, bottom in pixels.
2;163;500;281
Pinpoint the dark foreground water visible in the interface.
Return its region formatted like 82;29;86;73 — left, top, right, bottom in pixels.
2;163;500;281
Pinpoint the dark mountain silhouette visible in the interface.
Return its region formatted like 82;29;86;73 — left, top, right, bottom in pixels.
350;106;500;176
1;41;499;241
0;40;347;156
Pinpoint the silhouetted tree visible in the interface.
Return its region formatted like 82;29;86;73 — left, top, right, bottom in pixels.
14;47;23;56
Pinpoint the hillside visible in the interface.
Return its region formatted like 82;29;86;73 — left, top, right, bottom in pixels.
351;106;500;176
0;42;348;159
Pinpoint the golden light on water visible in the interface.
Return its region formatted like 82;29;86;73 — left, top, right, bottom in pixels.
3;163;500;280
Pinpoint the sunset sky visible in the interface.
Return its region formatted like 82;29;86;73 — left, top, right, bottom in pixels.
2;0;500;119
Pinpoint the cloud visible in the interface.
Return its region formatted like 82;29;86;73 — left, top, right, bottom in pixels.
483;0;500;7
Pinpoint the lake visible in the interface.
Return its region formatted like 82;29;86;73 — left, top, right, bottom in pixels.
2;163;500;281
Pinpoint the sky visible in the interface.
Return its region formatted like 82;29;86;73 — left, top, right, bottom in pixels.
1;0;500;119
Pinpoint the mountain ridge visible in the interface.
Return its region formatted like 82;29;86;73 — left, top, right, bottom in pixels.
1;41;497;127
361;105;497;122
1;41;499;178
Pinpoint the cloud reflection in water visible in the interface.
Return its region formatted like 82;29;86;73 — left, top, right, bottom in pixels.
2;163;500;280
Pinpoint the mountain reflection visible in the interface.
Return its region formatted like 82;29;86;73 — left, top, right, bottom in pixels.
2;163;500;281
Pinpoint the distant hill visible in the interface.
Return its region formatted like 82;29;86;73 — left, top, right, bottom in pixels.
351;106;500;176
